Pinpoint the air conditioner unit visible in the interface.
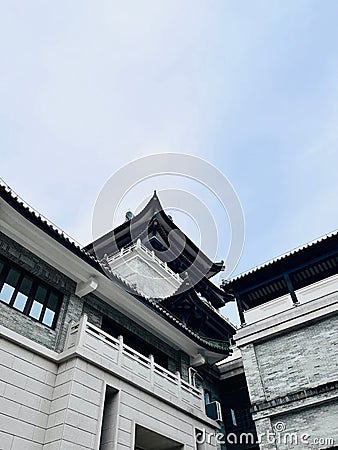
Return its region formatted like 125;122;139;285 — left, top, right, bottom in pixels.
206;401;223;422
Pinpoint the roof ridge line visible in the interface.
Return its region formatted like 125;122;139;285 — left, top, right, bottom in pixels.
226;229;338;283
0;177;84;249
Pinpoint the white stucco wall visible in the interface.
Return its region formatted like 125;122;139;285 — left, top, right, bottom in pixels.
0;325;219;450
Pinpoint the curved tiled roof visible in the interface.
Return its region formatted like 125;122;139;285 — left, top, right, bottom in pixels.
223;227;338;312
86;191;225;281
0;179;231;355
224;230;338;285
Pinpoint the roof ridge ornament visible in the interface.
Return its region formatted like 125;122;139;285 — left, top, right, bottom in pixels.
125;211;134;222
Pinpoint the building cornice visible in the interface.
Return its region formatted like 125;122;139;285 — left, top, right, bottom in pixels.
0;180;231;359
234;292;338;347
251;379;338;415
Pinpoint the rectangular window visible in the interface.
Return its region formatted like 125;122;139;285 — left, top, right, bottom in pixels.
0;267;20;304
13;275;33;311
231;408;237;426
42;290;59;326
29;285;47;320
0;256;62;329
0;283;15;304
204;390;211;405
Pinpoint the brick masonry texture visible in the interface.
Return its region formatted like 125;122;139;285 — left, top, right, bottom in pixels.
0;231;77;351
270;400;338;450
253;312;338;402
0;231;75;294
240;343;266;404
0;231;192;379
0;229;228;449
239;295;338;450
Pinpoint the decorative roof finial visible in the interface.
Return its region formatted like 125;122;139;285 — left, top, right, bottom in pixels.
125;211;134;222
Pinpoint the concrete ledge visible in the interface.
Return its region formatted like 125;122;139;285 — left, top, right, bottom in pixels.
235;291;338;346
0;323;220;429
252;379;338;414
217;348;244;380
0;325;59;362
252;389;338;420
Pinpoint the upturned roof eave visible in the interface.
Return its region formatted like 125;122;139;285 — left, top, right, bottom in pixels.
85;191;224;279
0;181;232;357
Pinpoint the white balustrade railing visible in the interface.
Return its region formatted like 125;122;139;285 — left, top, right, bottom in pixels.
65;315;204;411
105;239;182;282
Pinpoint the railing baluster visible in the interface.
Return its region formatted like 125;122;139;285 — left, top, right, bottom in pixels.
77;314;88;348
149;354;155;386
71;318;203;408
65;320;75;349
118;335;123;367
176;371;182;400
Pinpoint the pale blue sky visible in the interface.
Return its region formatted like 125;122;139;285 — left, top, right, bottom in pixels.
1;1;338;320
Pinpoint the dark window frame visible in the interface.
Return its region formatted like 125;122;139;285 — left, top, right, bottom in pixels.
0;255;62;329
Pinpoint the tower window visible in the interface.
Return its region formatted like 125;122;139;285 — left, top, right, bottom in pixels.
230;409;237;426
0;256;62;329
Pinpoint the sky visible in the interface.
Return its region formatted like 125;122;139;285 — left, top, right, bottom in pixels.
1;1;338;324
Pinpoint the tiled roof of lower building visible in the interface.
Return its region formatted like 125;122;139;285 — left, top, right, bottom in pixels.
0;178;232;355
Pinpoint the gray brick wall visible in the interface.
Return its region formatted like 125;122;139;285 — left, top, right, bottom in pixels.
0;231;192;379
238;297;338;450
255;417;277;450
252;400;338;450
269;400;338;450
252;313;338;401
0;231;78;352
241;343;266;404
177;350;191;381
0;231;75;293
54;293;84;352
